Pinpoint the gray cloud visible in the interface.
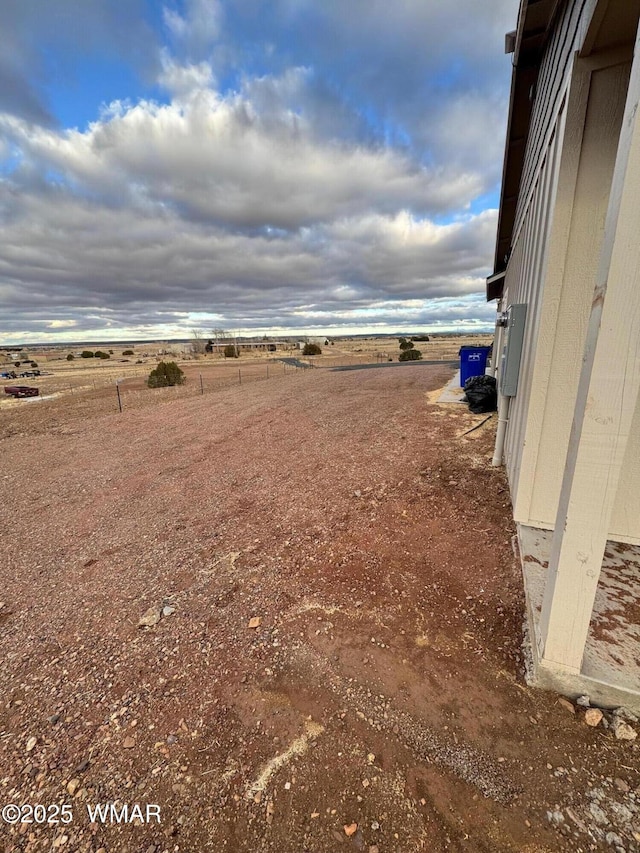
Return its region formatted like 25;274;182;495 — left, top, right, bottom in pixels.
0;0;155;126
162;0;517;182
163;0;224;59
0;1;516;341
216;2;516;148
0;58;55;127
0;169;496;338
0;82;486;231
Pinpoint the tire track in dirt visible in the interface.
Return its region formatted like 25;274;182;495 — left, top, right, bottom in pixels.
274;640;521;805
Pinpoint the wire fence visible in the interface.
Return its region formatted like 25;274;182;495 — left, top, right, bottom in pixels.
30;360;313;422
113;360;308;414
1;350;465;435
1;360;320;436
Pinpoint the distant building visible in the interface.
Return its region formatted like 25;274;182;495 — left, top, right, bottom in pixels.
295;338;328;349
205;340;289;354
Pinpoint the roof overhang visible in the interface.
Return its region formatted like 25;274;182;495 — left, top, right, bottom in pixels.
486;270;506;302
488;0;561;301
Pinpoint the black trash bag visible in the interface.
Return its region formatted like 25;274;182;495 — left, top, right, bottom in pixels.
463;374;497;414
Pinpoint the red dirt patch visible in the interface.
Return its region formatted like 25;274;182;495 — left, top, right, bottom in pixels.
0;364;637;852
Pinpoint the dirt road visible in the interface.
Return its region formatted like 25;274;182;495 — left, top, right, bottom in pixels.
0;365;638;852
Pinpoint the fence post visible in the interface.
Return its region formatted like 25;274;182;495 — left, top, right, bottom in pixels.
200;373;204;395
116;382;122;413
239;368;242;385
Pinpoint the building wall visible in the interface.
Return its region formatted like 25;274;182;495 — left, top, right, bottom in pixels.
526;60;634;537
501;0;640;543
502;108;567;498
502;0;584;495
514;0;590;229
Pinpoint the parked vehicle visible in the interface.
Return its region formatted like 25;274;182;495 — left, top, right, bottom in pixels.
4;385;40;398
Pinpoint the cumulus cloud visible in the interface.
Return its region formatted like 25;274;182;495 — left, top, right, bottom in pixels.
158;52;215;99
0;0;516;341
216;1;516;155
0;79;485;230
0;166;497;339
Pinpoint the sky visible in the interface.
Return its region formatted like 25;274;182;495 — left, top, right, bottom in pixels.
0;0;518;345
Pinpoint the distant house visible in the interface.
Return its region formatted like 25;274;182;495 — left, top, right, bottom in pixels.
205;339;286;354
296;337;328;349
488;0;640;710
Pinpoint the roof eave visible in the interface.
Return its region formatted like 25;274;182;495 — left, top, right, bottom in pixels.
488;0;561;301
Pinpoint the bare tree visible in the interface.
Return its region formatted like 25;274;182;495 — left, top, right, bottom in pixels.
190;328;207;356
209;328;230;357
211;328;229;343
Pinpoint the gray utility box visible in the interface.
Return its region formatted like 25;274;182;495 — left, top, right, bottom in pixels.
500;303;527;397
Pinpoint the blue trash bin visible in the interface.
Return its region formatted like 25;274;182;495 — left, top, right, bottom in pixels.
459;346;491;387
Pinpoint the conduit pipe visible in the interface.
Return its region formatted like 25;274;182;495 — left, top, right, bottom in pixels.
492;393;511;466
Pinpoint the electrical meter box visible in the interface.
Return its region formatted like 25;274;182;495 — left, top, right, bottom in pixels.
500;303;527;397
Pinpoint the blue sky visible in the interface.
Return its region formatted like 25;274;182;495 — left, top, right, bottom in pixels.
0;0;517;344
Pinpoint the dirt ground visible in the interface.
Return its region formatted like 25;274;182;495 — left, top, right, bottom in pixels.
1;362;638;853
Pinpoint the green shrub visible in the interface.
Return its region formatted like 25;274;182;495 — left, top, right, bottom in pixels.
147;361;185;388
399;339;414;351
302;343;322;356
81;350;94;358
95;351;110;359
14;361;20;367
122;349;134;356
223;344;239;358
66;353;74;361
399;348;422;361
30;361;38;368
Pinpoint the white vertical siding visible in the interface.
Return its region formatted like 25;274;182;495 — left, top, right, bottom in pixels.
527;61;633;534
503;30;640;544
515;0;588;234
501;0;586;493
499;0;640;544
612;392;640;540
503;113;565;494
